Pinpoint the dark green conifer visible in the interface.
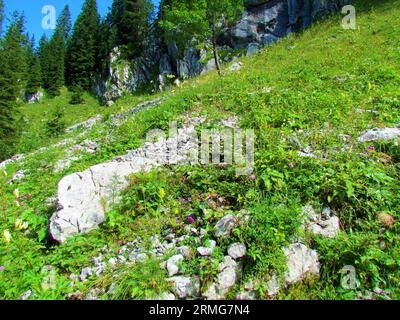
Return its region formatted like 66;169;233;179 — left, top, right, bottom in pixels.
66;0;101;91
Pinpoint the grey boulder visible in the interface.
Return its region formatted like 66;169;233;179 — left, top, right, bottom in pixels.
284;243;320;285
357;128;400;142
227;243;247;259
168;276;201;299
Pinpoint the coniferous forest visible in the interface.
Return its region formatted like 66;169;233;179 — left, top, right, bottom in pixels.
0;0;399;303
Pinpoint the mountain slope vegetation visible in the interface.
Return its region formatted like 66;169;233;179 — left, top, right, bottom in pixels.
0;0;399;300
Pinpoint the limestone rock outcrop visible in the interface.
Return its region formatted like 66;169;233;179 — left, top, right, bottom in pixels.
98;0;348;103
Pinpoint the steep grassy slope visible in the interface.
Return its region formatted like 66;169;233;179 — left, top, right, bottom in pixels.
1;0;399;300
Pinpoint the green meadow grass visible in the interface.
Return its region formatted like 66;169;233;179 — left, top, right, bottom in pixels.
0;0;399;300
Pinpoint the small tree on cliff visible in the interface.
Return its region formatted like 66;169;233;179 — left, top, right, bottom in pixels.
159;0;244;75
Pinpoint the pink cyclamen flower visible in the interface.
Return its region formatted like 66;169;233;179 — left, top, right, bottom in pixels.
187;216;195;224
17;194;30;201
249;175;256;181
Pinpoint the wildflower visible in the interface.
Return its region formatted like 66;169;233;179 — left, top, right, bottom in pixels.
17;194;30;202
2;230;11;243
158;188;166;200
187;216;195;224
288;163;296;169
13;189;19;198
366;146;375;152
187;197;192;203
249;175;256;181
0;266;4;271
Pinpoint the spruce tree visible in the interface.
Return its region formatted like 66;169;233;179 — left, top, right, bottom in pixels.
25;36;42;96
109;0;153;60
40;6;72;97
66;0;101;91
46;30;65;97
97;17;113;77
57;5;72;41
38;34;50;90
0;13;27;160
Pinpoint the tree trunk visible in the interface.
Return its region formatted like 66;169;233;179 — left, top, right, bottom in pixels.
212;24;221;75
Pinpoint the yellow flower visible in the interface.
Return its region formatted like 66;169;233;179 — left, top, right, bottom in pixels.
2;230;11;243
158;188;166;200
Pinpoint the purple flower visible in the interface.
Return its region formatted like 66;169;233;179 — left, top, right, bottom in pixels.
17;194;30;201
187;216;195;224
366;146;375;151
0;266;4;271
249;175;256;181
187;197;192;203
288;163;296;169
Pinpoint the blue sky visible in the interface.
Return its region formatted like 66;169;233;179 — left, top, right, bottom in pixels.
2;0;160;43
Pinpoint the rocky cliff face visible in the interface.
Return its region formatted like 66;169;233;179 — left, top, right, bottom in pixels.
98;0;348;104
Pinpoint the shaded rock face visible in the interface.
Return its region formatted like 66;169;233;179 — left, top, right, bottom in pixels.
232;0;288;49
97;47;159;104
26;91;43;104
98;0;347;103
232;0;348;49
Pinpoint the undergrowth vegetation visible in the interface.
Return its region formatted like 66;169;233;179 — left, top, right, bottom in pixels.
1;0;399;300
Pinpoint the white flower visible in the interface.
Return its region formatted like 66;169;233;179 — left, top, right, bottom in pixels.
2;230;11;243
13;189;19;198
